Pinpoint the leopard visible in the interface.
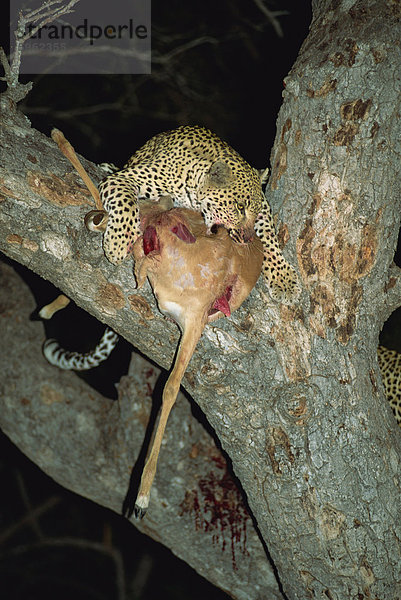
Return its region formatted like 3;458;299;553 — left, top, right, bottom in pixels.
377;345;401;427
87;124;300;304
46;126;401;429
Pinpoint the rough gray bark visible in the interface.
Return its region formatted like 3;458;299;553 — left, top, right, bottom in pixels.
254;0;401;596
0;259;280;600
1;0;401;598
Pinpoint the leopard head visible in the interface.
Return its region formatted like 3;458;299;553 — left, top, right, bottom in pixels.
200;160;263;243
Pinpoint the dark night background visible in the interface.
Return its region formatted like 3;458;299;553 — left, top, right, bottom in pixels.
1;1;400;599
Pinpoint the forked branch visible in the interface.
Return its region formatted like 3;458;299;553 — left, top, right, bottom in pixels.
1;0;81;102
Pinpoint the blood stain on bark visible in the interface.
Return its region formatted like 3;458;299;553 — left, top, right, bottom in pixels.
336;282;362;344
179;453;249;571
6;233;39;252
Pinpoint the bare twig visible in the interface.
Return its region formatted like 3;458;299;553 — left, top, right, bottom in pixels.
0;495;61;545
11;1;81;82
0;46;32;102
252;0;289;38
14;470;45;540
152;36;218;65
0;47;12;80
2;0;80;102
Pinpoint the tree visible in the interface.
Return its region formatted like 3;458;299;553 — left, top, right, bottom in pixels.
1;0;401;598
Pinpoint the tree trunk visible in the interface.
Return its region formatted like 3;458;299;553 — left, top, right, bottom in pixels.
247;0;401;596
1;0;401;597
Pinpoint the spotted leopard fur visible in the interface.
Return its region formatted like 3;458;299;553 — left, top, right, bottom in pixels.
377;345;401;427
43;327;119;371
97;125;299;304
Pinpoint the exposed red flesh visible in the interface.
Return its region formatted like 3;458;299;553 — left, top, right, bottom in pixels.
211;285;233;317
143;226;160;255
171;223;196;244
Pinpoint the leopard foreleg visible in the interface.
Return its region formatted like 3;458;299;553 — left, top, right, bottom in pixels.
98;170;142;265
255;198;300;304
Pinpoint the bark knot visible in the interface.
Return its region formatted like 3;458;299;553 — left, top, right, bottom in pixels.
95;282;125;314
128;294;155;321
27;170;92;207
333;99;372;146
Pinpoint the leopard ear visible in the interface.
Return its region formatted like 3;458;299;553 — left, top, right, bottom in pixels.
207;160;235;187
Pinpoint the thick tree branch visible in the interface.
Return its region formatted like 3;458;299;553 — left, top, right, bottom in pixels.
0;259;281;600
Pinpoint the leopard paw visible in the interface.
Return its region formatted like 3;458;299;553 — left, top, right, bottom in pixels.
263;260;301;304
102;216;140;265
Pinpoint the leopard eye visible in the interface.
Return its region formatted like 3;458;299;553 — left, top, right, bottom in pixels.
236;202;245;213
